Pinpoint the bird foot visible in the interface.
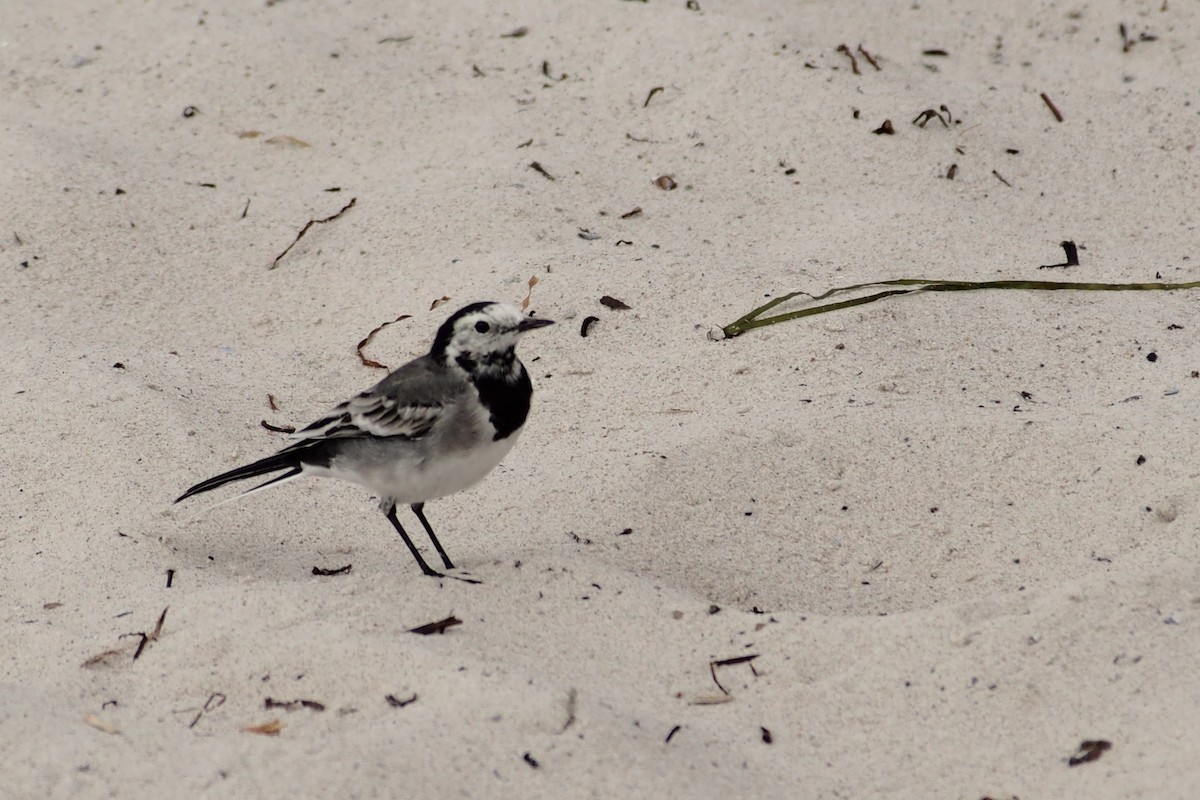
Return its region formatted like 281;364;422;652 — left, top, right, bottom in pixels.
439;569;482;585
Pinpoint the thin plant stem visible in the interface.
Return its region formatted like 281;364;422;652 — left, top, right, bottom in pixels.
722;278;1200;338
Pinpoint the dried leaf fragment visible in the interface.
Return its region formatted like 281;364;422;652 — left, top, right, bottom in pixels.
600;295;631;310
82;648;125;669
1068;739;1112;766
83;714;119;735
242;719;284;736
263;135;311;148
409;615;462;635
529;161;555;180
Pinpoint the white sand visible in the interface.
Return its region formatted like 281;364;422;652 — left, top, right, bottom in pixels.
5;0;1200;796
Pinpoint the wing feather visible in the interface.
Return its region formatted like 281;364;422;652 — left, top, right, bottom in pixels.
288;356;458;442
293;394;441;440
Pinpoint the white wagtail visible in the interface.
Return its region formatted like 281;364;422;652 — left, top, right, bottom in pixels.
175;301;553;581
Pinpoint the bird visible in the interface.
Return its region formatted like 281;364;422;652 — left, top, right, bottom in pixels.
175;301;554;581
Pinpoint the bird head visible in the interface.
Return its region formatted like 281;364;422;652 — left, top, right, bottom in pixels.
431;302;553;376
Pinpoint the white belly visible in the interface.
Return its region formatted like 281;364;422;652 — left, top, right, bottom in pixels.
388;429;520;504
321;426;523;506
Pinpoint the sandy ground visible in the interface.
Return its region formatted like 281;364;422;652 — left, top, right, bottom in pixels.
5;0;1200;797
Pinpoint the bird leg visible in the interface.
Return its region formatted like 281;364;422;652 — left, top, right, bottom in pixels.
384;504;444;578
411;502;455;569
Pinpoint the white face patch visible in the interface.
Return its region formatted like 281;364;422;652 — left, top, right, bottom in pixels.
443;303;528;369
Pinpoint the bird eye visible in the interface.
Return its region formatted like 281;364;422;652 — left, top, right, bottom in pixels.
474;320;490;333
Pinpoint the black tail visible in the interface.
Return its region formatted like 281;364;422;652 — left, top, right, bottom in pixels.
175;441;327;504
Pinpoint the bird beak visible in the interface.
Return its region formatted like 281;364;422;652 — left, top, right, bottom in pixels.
518;317;555;332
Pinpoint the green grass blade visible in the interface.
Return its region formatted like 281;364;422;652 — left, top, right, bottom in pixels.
722;278;1200;337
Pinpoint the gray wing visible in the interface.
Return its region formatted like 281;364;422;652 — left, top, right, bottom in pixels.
291;355;463;442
